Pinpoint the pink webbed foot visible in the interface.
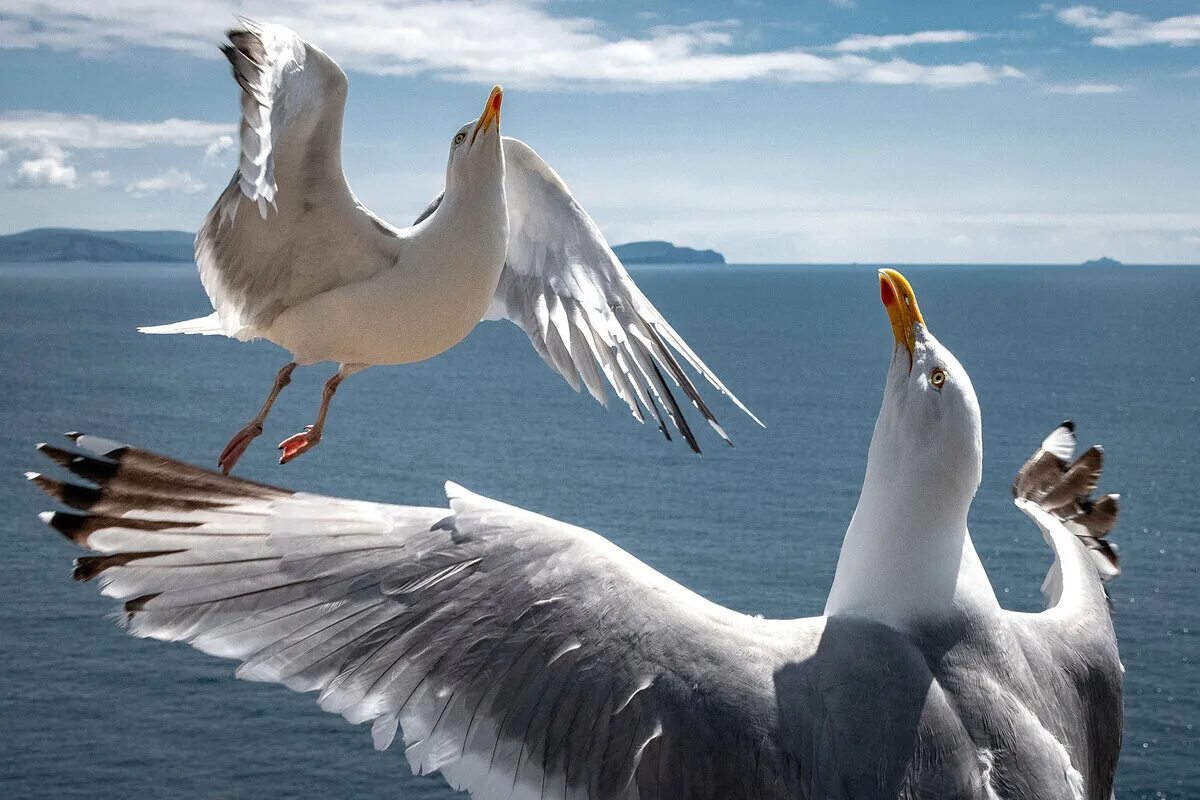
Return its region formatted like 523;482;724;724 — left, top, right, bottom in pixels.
278;425;321;464
218;422;264;474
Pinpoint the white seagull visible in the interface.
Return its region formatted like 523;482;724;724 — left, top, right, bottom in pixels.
33;270;1123;798
139;21;758;473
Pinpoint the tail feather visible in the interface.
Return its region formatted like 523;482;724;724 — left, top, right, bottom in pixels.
139;312;225;336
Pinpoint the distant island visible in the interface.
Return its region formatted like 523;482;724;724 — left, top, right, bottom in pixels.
0;228;194;263
1081;256;1122;267
0;229;725;266
611;240;725;265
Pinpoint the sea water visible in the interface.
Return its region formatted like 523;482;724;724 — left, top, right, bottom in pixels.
1;262;1196;798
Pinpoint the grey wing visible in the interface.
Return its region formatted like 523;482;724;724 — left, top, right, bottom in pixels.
1006;421;1124;799
492;137;762;453
31;436;806;800
194;21;404;337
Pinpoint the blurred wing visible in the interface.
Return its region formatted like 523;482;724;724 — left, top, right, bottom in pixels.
32;436;803;800
1006;422;1124;800
1010;420;1122;606
493;137;761;453
185;21;403;338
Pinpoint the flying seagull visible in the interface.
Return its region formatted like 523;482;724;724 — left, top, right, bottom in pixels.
139;21;758;473
32;270;1123;798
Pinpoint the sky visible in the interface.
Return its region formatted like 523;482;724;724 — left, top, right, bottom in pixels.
0;0;1197;263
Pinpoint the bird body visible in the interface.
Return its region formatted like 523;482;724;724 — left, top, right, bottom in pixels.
33;270;1124;799
141;20;756;470
266;184;509;366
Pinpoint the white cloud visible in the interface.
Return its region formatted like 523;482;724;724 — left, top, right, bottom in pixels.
125;167;205;197
834;30;982;53
0;112;231;151
1057;6;1200;48
0;112;229;195
11;155;78;189
0;0;1022;89
1017;4;1057;21
202;134;236;164
611;207;1200;263
1043;81;1125;94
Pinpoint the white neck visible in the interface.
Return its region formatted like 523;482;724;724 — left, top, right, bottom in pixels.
823;438;1000;630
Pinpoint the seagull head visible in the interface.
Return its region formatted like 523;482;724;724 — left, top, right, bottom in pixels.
445;85;505;189
871;269;982;508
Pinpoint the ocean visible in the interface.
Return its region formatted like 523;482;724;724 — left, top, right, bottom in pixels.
1;262;1196;798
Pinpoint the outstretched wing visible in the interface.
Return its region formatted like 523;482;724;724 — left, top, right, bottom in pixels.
1006;421;1123;800
182;21;404;338
30;436;805;800
496;137;760;453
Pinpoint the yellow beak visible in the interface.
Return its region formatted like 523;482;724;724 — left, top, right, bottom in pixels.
879;268;925;368
471;85;503;144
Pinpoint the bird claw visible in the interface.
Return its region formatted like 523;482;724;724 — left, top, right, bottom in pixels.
278;426;319;464
218;422;264;474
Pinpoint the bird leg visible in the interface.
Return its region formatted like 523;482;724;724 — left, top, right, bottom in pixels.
278;363;364;465
218;361;297;474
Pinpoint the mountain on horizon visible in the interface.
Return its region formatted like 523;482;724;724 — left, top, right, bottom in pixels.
0;228;194;263
611;240;725;265
0;229;727;266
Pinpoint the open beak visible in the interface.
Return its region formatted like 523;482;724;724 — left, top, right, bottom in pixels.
879;268;925;369
471;85;503;144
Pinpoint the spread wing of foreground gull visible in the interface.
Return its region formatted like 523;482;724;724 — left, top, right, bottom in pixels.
138;21;758;474
33;271;1123;799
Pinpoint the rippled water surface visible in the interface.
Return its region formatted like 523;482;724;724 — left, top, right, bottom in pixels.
1;262;1196;798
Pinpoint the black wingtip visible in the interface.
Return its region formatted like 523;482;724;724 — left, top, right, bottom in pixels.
36;442;77;470
39;511;91;545
1061;420;1075;432
26;471;103;510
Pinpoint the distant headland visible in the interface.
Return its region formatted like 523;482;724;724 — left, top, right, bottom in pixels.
1081;256;1122;267
0;229;725;266
0;228;194;263
611;240;725;265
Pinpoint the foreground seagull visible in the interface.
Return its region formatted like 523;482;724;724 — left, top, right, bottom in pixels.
33;270;1122;798
140;21;758;472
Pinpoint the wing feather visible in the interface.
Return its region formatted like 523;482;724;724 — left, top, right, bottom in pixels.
33;436;804;800
1006;422;1124;800
1012;422;1122;599
491;137;761;452
173;21;405;338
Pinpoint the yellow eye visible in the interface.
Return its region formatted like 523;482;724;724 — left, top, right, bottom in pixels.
453;131;467;145
930;368;946;388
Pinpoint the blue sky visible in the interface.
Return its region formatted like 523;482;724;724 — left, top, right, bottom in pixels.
0;0;1197;263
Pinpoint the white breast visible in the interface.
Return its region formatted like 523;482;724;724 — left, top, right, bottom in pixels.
266;189;508;366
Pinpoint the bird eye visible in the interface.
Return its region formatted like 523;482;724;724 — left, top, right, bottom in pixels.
930;367;947;389
453;131;467;146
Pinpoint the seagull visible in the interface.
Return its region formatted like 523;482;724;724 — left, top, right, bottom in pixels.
32;270;1123;798
139;21;758;473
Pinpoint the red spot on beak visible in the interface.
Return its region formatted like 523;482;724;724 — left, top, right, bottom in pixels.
492;93;502;111
880;275;896;307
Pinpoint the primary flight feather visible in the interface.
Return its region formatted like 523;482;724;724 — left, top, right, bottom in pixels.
141;20;759;472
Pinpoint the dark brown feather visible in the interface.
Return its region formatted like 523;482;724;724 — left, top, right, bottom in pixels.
1013;426;1121;579
74;550;185;582
42;511;197;546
